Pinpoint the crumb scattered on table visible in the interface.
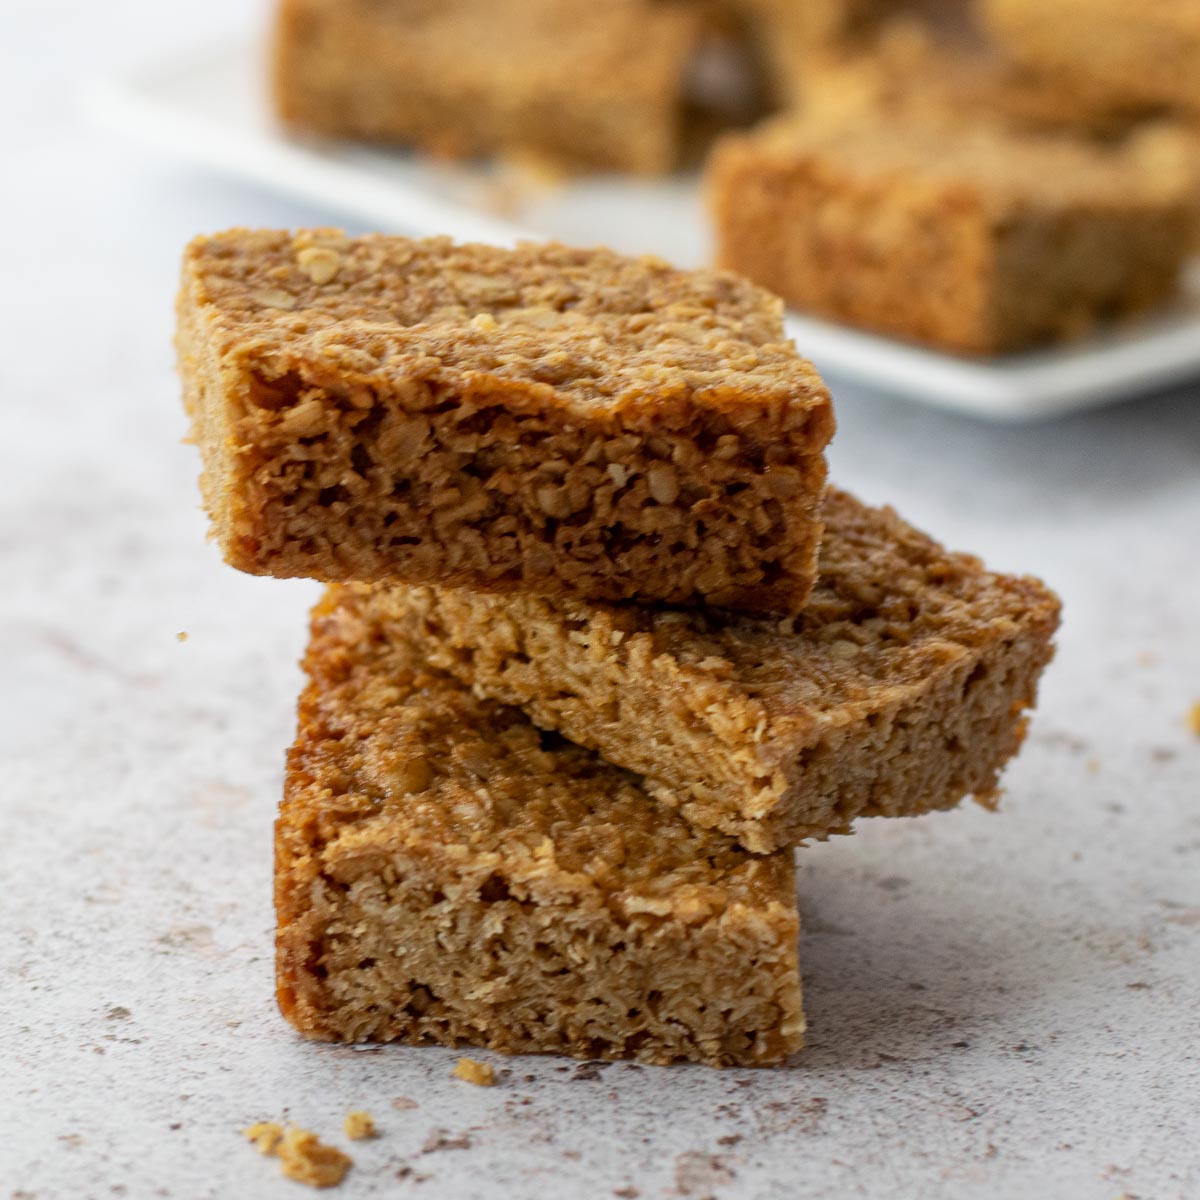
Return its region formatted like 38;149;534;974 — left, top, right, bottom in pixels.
243;1122;285;1156
243;1122;352;1188
391;1096;418;1110
452;1058;496;1087
1187;702;1200;736
176;631;188;643
343;1110;376;1140
278;1126;352;1189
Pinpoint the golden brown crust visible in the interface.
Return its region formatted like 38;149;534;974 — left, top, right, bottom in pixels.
707;114;1193;354
361;489;1061;852
274;586;804;1067
177;228;833;612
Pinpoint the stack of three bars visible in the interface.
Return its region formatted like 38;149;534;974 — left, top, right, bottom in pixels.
177;230;1060;1067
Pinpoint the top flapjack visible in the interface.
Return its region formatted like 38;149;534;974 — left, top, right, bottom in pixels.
176;229;833;613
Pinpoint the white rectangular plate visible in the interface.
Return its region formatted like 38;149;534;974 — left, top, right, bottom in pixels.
91;37;1200;421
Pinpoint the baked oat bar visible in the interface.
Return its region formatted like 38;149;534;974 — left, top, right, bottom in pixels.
983;0;1200;119
275;586;804;1067
176;229;833;613
365;489;1061;853
273;0;709;175
707;114;1193;354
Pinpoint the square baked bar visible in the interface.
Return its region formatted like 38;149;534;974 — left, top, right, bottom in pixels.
177;229;833;614
363;489;1061;853
275;586;804;1067
273;0;707;175
707;114;1193;354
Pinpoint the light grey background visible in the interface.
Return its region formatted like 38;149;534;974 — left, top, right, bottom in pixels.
3;4;1198;1198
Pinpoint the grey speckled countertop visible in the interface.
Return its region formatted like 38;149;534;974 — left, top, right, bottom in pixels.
3;5;1199;1198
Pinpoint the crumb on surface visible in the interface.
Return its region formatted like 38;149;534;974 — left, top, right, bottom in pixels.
1188;702;1200;736
278;1126;352;1189
452;1057;496;1087
176;631;188;642
243;1122;285;1156
391;1096;418;1110
244;1122;351;1188
343;1110;376;1140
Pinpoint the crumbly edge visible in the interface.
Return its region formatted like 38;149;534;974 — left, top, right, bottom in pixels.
275;666;804;1067
361;586;792;841
176;273;831;613
270;0;705;174
365;560;1059;853
707;130;1189;354
761;596;1060;845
